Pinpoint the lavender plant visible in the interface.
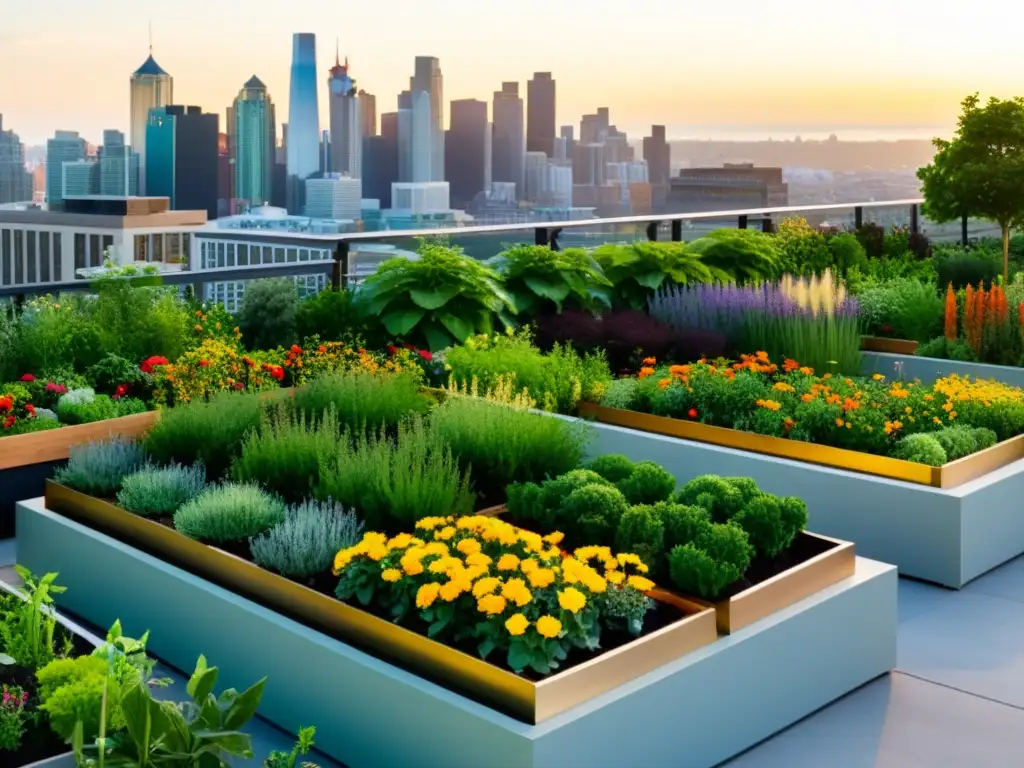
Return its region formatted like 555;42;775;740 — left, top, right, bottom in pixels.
251;499;364;579
54;437;147;497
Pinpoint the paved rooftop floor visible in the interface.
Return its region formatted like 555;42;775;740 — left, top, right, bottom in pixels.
5;535;1022;768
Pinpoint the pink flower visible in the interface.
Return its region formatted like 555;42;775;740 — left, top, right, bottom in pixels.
19;373;35;382
45;381;67;395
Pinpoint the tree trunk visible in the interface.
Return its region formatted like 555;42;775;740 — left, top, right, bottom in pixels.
1003;224;1011;284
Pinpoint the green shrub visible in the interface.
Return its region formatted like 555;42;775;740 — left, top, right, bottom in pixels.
928;425;999;462
85;353;152;397
236;278;299;350
593;241;719;311
317;417;474;532
144;391;264;481
733;494;806;558
916;336;977;362
557;484;630;547
294;289;367;344
857;278;943;342
506;469;612;529
584;454;635;484
615;505;665;571
38;655;125;742
597;585;654;636
491;244;612;316
615;461;676;505
934;245;1002;290
293;370;429;432
174;483;286;543
674;475;744;523
659;503;713;551
891;433;948;466
55;394;147;425
827;232;868;275
600;378;640;410
54;437;146;496
231;405;340;503
668;522;752;600
429;396;589;498
685;228;781;281
116;463;206;517
251;499;363;579
355;239;517;351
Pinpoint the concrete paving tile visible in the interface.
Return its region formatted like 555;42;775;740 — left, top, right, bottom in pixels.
964;552;1024;606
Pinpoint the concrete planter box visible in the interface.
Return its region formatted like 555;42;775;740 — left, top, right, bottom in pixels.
17;498;897;768
569;414;1024;588
862;351;1024;388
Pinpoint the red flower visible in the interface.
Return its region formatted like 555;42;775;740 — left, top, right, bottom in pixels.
386;345;397;356
879;324;893;335
232;381;245;390
45;382;67;395
290;345;302;355
318;345;327;354
113;384;129;400
19;374;35;382
0;396;12;413
270;367;285;381
2;416;15;430
24;404;35;416
140;356;169;375
418;349;434;362
687;408;699;420
198;360;211;367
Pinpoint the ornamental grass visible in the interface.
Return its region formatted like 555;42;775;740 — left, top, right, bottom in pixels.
334;514;656;676
601;352;1024;462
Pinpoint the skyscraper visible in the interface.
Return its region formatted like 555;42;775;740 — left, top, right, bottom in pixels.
492;82;525;197
99;130;139;197
364;112;399;208
327;51;362;182
527;72;556;158
146;106;219;219
643;125;671;209
129;48;173;194
229;75;276;208
410;57;444;182
359;90;377;137
286;33;321;214
446;99;489;207
0;115;33;204
45;130;87;209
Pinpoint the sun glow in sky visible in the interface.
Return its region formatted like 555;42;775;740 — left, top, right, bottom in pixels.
2;0;1021;145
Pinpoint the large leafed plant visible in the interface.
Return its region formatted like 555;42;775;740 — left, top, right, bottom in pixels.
685;228;781;282
489;245;612;317
592;242;723;310
356;240;518;351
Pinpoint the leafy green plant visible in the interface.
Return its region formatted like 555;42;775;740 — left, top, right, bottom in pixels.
174;483;286;543
317;416;474;531
293;370;429;433
73;654;266;768
144;391;265;481
55;394;148;425
0;566;65;670
857;278;944;341
933;244;1002;290
615;505;666;571
668;522;752;600
583;454;636;484
54;437;146;497
295;288;367;344
429;395;590;499
85;353;153;397
558;484;630;547
827;232;869;275
38;655;124;742
505;469;613;530
251;500;363;579
685;228;781;282
600;378;640;410
592;241;722;310
231;404;340;503
612;460;675;505
356;239;517;351
265;725;320;768
775;217;834;275
930;425;998;461
237;278;300;350
490;244;612;316
891;433;948;466
116;463;206;518
916;335;977;361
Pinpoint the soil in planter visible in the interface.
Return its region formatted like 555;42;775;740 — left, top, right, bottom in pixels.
713;532;838;602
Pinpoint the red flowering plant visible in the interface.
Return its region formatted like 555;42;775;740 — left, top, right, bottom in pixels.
149;339;286;407
0;384;48;435
265;337;423;386
13;372;81;410
386;342;443;387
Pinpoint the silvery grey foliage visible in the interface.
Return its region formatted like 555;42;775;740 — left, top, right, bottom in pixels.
54;437;146;497
116;463;206;518
251;498;364;579
58;387;96;407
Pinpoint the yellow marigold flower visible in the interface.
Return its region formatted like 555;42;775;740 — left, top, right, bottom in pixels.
436;526;456;541
387;533;414;550
558;587;587;614
473;577;501;598
465;552;492;569
423;542;449;556
606;570;626;585
636;563;650;574
520;558;539;574
544;531;565;545
457;538;481;556
536;615;562;639
381;568;402;583
429;556;459;574
465;564;489;581
835;418;844;427
401;556;425;577
477;594;508;615
543;546;561;559
872;373;884;381
949;411;957;420
755;399;782;411
440;578;468;602
332;549;356;574
617;553;643;568
772;382;795;393
627;575;655;592
497;554;520;572
502;578;533;607
527;568;556;588
416;517;448;531
505;613;530;636
584;574;608;593
365;544;388;562
561;558;584;584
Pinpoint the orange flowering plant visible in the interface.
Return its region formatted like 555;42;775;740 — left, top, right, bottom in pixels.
601;353;1024;463
333;514;655;676
149;339;285;406
924;281;1022;366
270;337;423;386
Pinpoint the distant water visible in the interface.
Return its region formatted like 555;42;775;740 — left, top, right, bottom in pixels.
661;127;951;142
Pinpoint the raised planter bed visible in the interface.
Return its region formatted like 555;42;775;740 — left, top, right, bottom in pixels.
862;350;1024;389
17;497;898;768
0;411;159;539
564;410;1024;588
860;337;919;355
578;403;1024;489
39;482;719;724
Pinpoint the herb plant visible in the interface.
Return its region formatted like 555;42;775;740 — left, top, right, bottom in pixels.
0;567;65;670
174;484;286;543
116;463;206;518
490;244;612;316
54;437;146;497
265;725;321;768
251;500;364;579
293;370;429;433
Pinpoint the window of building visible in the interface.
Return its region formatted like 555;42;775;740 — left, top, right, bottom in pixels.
152;234;164;263
89;234;102;267
102;235;114;264
14;231;24;284
135;234;148;262
74;233;86;274
39;232;50;283
53;234;62;280
274;246;285;264
1;229;10;286
238;244;249;266
217;242;226;268
26;231;36;283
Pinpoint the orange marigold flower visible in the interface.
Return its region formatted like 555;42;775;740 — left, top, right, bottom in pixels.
638;366;655;379
755;399;782;412
643;356;657;366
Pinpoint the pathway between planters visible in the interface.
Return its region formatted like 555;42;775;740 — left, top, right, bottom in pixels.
6;535;1023;768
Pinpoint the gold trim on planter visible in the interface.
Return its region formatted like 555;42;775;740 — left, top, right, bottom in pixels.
44;481;717;725
860;337;919;355
578;403;1024;489
0;411;160;472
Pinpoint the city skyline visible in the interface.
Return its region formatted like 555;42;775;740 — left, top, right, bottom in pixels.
3;0;1019;146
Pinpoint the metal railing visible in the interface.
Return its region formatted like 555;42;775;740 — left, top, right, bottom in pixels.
0;198;994;301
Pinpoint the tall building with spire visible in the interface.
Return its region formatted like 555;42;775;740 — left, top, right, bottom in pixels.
229;75;276;207
410;57;444;182
327;46;362;184
129;41;173;195
286;33;321;214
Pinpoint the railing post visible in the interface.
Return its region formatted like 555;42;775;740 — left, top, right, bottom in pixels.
760;217;774;234
534;228;549;247
331;241;350;290
12;293;25;312
961;215;969;246
854;206;863;229
670;220;682;242
910;204;920;234
549;228;563;252
646;222;659;242
738;215;748;230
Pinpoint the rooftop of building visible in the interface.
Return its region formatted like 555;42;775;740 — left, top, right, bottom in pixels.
0;196;205;229
244;74;266;89
133;54;169;77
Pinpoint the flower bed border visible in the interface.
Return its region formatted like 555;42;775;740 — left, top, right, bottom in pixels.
862;351;1024;389
17;496;897;768
860;337;919;355
41;481;718;725
578;403;1024;490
